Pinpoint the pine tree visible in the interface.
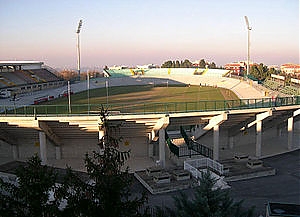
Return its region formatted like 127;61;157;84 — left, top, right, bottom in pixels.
58;106;149;217
165;171;254;217
0;155;59;217
199;59;206;68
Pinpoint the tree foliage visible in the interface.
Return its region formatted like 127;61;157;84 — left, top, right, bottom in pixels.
0;106;149;217
0;155;59;217
199;59;206;68
250;63;271;80
56;105;148;217
161;59;218;69
163;171;254;217
161;59;193;68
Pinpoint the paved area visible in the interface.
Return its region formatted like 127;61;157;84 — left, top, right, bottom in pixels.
1;150;299;216
136;149;300;216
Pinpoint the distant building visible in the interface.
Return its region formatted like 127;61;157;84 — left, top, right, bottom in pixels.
281;63;300;75
224;61;246;75
267;65;280;71
136;64;157;69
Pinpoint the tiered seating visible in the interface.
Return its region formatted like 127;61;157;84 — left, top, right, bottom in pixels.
0;77;10;88
280;86;300;96
14;70;37;84
146;68;169;76
263;79;281;90
201;69;230;77
1;72;24;85
167;68;196;75
106;69;133;77
30;69;60;82
0;68;62;89
107;67;232;78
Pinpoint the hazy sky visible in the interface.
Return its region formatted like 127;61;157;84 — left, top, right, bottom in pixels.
0;0;299;68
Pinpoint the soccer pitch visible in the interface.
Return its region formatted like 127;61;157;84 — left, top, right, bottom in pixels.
47;84;238;106
33;84;239;114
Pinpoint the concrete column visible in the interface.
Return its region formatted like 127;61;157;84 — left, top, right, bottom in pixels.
159;128;166;168
55;146;62;160
295;120;300;148
277;127;282;137
256;120;262;158
229;136;234;149
39;131;47;165
12;144;19;160
213;125;219;161
148;133;153;157
287;117;293;150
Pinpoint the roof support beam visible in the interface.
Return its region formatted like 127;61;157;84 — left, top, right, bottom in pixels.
39;121;63;146
247;110;272;129
203;113;228;131
151;116;169;140
293;108;300;117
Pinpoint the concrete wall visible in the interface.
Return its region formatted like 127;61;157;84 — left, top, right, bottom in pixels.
0;140;14;164
118;136;149;158
61;138;99;159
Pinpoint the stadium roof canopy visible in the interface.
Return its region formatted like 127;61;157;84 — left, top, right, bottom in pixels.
0;61;44;67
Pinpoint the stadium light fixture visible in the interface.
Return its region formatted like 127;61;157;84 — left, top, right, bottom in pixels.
244;16;252;77
76;19;83;81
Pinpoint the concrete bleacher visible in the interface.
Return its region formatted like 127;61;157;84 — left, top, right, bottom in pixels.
280;85;300;96
0;69;61;88
263;78;300;96
13;70;37;84
1;72;25;85
0;74;17;87
263;78;282;91
108;68;230;77
106;69;133;77
30;69;60;82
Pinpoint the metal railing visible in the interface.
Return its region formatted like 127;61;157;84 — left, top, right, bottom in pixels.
1;96;299;116
184;158;224;175
178;143;213;159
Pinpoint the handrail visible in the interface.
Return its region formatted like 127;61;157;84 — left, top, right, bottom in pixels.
0;96;299;116
184;158;224;175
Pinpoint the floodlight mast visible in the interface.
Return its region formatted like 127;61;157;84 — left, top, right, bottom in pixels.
244;16;252;77
76;19;83;81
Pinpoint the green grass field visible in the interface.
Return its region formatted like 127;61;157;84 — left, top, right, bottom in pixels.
29;84;238;114
46;84;238;106
4;84;298;115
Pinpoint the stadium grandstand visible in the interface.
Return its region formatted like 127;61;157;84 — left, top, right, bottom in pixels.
263;74;300;96
103;67;230;78
0;61;64;97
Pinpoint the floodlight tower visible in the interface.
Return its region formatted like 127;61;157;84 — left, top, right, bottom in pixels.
244;16;252;77
76;19;83;81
